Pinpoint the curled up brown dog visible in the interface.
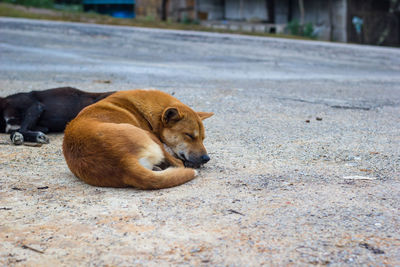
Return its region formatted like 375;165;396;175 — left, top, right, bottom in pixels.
62;90;213;189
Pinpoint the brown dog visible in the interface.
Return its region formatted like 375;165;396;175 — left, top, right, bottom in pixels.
62;90;213;189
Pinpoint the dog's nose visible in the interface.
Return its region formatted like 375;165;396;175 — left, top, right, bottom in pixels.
201;154;210;164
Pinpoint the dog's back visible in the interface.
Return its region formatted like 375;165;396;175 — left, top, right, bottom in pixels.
31;87;114;131
0;87;114;134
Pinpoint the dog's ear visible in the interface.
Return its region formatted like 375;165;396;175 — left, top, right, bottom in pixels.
197;112;214;120
162;107;182;126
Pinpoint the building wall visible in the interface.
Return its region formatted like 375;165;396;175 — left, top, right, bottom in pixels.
162;0;353;43
225;0;269;21
135;0;159;18
135;0;198;21
165;0;197;21
196;0;348;41
281;0;347;41
196;0;224;20
196;0;269;21
331;0;347;42
289;0;329;40
274;0;289;24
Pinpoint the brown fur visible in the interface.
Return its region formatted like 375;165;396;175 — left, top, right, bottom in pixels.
62;90;213;189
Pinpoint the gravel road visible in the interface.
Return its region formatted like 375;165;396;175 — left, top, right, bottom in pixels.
0;17;399;266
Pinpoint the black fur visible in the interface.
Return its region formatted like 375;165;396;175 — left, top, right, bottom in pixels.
0;87;114;144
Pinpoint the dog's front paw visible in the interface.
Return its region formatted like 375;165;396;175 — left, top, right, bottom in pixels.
36;132;50;144
11;132;24;145
174;158;185;168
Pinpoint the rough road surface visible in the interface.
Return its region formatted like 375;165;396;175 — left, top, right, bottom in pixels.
1;17;399;266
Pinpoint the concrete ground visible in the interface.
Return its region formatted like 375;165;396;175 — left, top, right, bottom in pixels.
0;17;399;266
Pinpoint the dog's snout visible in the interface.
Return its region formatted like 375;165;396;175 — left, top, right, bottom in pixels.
185;154;210;168
201;154;210;164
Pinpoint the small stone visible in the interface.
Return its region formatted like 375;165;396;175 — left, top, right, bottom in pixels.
190;248;202;253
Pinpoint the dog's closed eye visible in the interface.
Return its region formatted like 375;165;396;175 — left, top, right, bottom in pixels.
185;133;195;140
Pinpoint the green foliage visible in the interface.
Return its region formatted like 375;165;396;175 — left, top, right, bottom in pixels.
303;22;315;39
287;19;317;39
2;0;55;8
181;15;199;25
144;15;155;22
287;19;301;36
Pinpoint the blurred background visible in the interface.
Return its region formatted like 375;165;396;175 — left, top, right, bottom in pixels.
1;0;399;46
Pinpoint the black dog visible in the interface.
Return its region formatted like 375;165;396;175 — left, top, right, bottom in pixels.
0;87;114;145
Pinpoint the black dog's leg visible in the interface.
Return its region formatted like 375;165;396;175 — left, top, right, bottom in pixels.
8;130;23;145
12;131;49;144
20;102;45;131
10;102;49;145
33;126;49;134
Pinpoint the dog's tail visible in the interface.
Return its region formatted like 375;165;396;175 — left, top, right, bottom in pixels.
123;161;197;190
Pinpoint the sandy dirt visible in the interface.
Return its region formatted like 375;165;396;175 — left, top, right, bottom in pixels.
0;17;399;266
